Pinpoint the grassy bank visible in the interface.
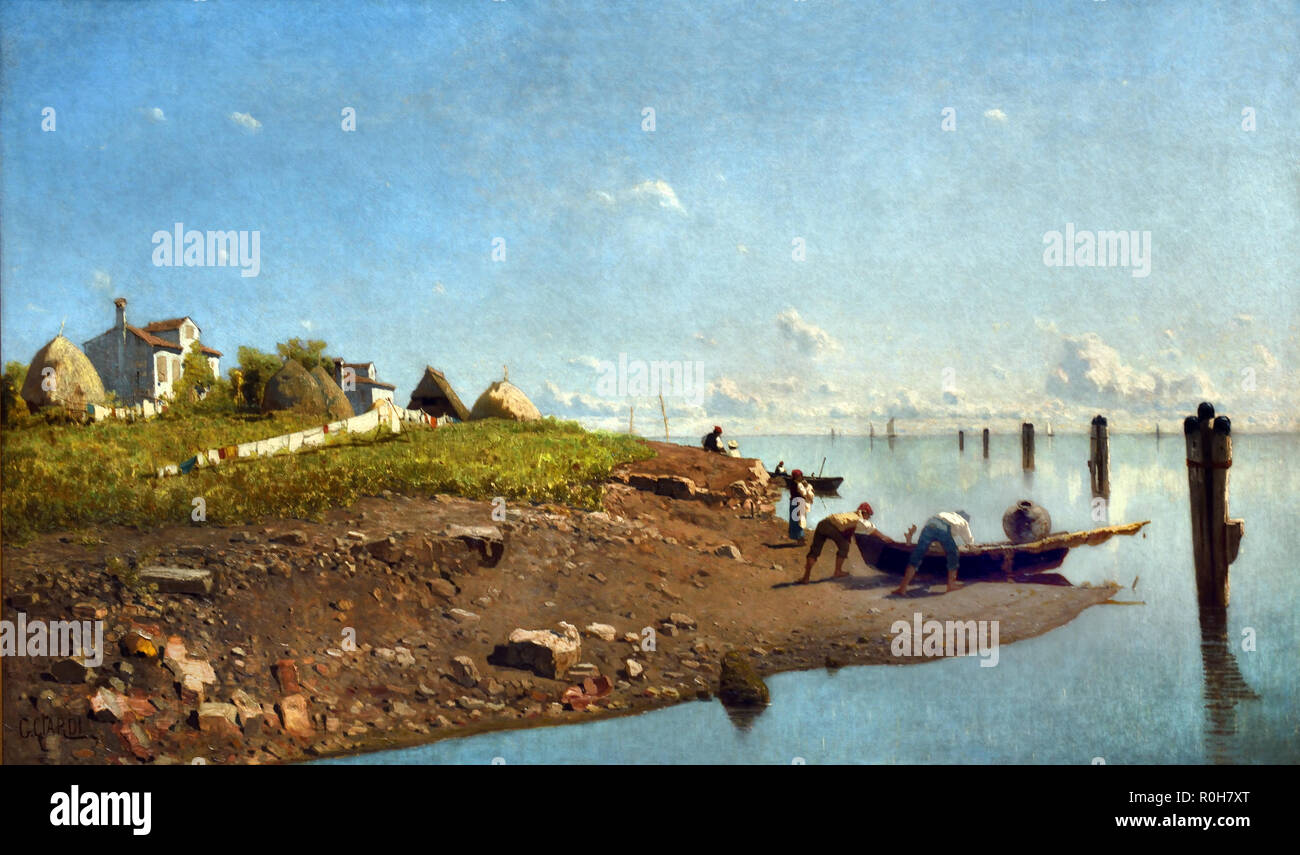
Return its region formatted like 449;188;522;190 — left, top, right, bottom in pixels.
1;415;653;542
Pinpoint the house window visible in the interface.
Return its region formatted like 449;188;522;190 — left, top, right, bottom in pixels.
156;354;168;383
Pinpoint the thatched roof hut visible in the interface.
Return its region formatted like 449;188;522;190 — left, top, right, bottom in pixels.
469;379;541;421
408;365;469;421
20;335;106;414
309;365;355;420
262;360;327;416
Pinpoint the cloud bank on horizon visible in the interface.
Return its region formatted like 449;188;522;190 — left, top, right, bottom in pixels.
1;0;1295;434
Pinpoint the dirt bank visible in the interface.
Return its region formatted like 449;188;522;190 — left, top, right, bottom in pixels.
1;441;1118;764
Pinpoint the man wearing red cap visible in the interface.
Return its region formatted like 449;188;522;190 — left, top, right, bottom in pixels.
798;502;883;583
701;425;725;454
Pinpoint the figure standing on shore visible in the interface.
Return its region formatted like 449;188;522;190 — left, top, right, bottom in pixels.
726;439;742;457
893;510;974;595
702;425;725;454
798;502;882;584
788;469;814;542
774;460;786;475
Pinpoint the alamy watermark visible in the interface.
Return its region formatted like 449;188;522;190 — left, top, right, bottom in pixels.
891;612;1000;667
1042;223;1151;278
0;613;104;667
152;222;260;277
595;353;708;407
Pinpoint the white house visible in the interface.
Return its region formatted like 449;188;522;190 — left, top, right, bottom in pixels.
84;297;222;405
332;358;395;414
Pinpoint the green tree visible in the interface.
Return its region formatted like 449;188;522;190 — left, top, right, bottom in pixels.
1;360;29;423
276;338;333;372
235;346;281;410
173;341;216;402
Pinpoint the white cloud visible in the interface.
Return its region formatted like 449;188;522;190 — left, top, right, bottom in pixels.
90;269;112;293
433;281;446;295
566;355;602;370
984;108;1008;122
736;243;749;254
628;179;685;213
144;107;166;123
229;111;262;132
300;319;313;330
1046;329;1215;411
775;308;841;356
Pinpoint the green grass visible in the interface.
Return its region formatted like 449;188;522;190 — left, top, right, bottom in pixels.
1;415;653;542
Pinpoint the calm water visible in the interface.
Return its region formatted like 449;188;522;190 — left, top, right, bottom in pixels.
324;432;1299;764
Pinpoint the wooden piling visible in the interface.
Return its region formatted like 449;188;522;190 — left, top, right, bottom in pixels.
1184;402;1245;607
1088;415;1110;498
1021;423;1034;470
658;394;669;441
629;405;634;435
958;430;964;451
982;428;989;458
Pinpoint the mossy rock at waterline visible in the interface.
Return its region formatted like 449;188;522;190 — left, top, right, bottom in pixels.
718;650;770;707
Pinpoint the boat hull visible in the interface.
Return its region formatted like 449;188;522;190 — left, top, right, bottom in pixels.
855;532;1069;578
769;473;844;493
854;519;1149;579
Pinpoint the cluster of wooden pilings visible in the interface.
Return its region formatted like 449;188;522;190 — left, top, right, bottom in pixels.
1185;402;1244;607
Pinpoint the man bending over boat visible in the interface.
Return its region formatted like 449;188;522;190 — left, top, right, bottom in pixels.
893;510;974;595
798;502;883;584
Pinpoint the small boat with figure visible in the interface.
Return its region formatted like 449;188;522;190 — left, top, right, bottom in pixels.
768;471;844;494
854;520;1150;579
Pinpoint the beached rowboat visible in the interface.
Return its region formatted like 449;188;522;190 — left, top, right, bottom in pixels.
854;520;1150;578
768;472;844;494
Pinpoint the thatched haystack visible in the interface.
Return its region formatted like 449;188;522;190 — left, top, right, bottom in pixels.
261;360;327;416
309;365;355;420
408;365;469;421
469;379;541;421
20;335;106;415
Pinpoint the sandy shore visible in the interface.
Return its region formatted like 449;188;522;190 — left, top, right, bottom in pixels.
1;442;1118;764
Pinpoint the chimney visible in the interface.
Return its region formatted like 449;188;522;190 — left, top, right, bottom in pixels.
114;297;127;329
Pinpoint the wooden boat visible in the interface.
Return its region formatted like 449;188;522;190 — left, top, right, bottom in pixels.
854;520;1150;579
768;471;844;494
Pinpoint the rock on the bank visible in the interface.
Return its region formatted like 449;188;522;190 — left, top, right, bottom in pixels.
718;651;770;707
138;566;214;595
584;622;617;642
489;622;581;679
450;655;481;688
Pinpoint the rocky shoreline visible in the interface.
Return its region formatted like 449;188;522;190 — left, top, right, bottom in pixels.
1;442;1117;764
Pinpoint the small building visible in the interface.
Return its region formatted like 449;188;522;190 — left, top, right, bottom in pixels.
408;365;469;421
332;358;395;414
83;298;222;405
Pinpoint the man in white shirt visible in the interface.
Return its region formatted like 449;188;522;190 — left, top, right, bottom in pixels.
893;510;975;595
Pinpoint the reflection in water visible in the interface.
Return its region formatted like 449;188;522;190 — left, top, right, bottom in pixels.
1198;606;1258;764
722;703;767;732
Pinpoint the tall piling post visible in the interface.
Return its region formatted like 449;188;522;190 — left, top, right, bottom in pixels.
1088;415;1110;499
1021;423;1034;470
982;428;989;459
1184;402;1245;607
958;430;964;452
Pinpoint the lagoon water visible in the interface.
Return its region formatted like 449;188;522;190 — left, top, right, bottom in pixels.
324;432;1299;764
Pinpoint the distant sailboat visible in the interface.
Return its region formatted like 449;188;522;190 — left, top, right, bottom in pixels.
1155;423;1161;441
869;422;875;438
886;417;897;438
1046;421;1054;437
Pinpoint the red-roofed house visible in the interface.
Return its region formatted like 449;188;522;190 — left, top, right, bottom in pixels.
84;298;223;404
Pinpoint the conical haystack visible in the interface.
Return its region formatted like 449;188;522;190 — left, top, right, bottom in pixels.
469;379;541;421
20;335;106;414
408;365;469;421
309;365;355;420
261;360;327;416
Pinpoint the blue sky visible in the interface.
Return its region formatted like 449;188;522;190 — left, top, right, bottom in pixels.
2;0;1296;433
